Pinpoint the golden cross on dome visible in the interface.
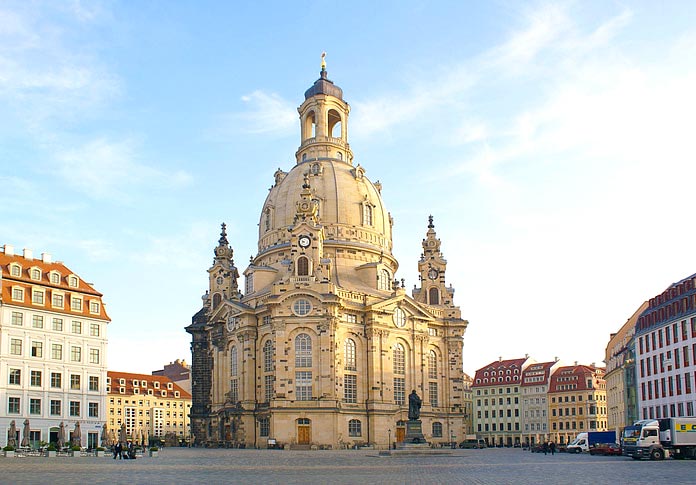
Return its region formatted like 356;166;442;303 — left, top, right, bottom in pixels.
321;51;326;70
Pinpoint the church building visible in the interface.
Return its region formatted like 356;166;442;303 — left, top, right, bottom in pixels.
186;62;469;449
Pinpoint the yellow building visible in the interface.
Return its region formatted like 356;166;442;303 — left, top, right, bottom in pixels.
187;64;469;449
548;364;607;444
106;371;191;446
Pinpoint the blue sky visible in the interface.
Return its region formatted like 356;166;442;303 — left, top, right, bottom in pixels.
2;1;696;375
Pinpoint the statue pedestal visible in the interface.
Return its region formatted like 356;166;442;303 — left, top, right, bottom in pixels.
397;420;429;449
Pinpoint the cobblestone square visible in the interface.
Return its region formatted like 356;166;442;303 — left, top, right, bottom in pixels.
1;447;694;484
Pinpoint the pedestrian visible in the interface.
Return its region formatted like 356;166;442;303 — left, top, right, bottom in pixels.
542;441;548;455
550;441;556;455
112;442;118;459
116;441;123;459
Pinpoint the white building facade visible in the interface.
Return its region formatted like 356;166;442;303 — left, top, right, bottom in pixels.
635;273;696;421
1;245;110;448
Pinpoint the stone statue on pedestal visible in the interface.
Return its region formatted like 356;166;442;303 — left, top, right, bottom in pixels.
408;390;422;420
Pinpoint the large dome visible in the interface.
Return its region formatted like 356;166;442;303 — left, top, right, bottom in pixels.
258;158;392;256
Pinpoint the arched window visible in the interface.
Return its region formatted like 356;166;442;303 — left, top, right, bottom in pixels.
429;287;439;305
328;109;342;138
213;293;222;310
345;339;356;371
263;340;273;373
428;350;438;379
304;111;316;139
297;257;309;276
393;343;405;375
377;269;390;291
295;333;312;367
264;208;272;232
348;419;362;437
230;346;238;377
363;204;373;226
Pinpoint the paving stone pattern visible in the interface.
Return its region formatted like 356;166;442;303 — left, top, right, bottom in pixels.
1;447;693;484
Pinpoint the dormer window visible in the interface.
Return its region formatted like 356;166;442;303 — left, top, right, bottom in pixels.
161;390;167;397
147;389;153;395
119;378;125;386
32;289;45;305
12;287;24;301
52;293;64;308
362;203;373;226
71;296;82;311
50;272;61;285
68;275;78;287
132;380;139;387
10;264;21;277
89;301;100;314
141;380;147;387
154;382;160;389
30;268;41;280
174;391;180;398
134;387;140;394
167;383;173;390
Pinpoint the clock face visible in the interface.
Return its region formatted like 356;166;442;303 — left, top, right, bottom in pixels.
428;268;438;280
393;307;406;328
298;235;311;248
216;276;224;285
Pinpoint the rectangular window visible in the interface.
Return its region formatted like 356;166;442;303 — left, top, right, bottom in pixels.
295;371;312;401
32;315;44;328
12;288;24;301
229;378;239;402
69;401;80;417
71;297;82;311
51;372;62;388
30;398;41;415
71;321;82;334
429;381;438;407
51;344;62;360
89;376;99;392
11;311;23;326
52;294;64;307
89;348;100;364
70;374;81;390
31;341;43;358
71;346;81;362
264;374;273;402
344;374;357;403
394;377;405;405
259;418;269;437
90;323;100;337
32;290;44;305
9;369;21;385
52;318;63;331
10;338;22;355
50;400;61;416
30;370;42;387
88;402;99;418
8;397;20;414
89;301;100;314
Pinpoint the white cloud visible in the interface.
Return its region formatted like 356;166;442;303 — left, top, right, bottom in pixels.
52;138;193;200
223;90;296;136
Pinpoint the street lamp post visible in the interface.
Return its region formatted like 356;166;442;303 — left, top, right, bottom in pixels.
388;429;391;450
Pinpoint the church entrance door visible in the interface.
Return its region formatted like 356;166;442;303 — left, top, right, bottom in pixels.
297;418;311;445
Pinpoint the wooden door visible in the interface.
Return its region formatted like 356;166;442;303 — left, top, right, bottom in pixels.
298;426;311;444
396;427;405;443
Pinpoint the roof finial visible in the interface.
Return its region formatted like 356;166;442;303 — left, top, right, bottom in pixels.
321;51;326;71
428;215;434;229
219;222;229;246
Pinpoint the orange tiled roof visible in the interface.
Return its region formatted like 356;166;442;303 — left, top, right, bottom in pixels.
107;371;191;399
0;250;110;321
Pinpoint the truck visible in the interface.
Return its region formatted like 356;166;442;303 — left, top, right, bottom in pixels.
622;418;696;460
566;431;617;453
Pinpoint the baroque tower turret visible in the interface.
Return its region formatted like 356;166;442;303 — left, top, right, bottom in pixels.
187;61;469;448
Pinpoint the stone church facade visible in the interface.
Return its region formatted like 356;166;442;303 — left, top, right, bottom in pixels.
186;65;469;449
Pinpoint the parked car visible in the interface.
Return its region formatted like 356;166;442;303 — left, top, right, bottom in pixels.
459;439;486;449
589;443;622;456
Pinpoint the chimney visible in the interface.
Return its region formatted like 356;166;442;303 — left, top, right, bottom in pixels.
41;252;52;263
3;244;14;256
499;356;502;362
574;361;578;366
23;248;33;260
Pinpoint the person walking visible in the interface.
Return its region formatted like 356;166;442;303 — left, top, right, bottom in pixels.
542;441;548;455
550;441;556;455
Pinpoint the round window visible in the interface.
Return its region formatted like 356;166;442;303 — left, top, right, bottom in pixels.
293;299;312;316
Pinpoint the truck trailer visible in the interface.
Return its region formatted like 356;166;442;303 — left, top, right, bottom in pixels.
622;418;696;460
566;431;617;453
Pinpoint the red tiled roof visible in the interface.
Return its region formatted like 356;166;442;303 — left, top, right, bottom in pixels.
471;357;528;387
0;250;110;321
107;371;191;399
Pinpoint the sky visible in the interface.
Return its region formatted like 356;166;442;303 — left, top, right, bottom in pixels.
2;0;696;376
